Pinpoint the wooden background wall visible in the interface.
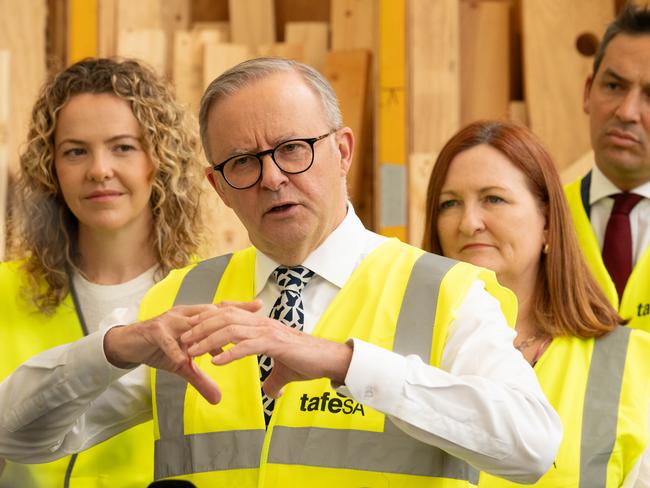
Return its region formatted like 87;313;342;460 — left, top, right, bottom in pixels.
0;0;623;258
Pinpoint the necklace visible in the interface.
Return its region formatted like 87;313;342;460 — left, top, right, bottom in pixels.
514;333;541;352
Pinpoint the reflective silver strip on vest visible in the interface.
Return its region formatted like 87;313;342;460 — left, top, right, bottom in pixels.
155;251;477;482
580;326;631;488
154;254;266;479
267;252;478;482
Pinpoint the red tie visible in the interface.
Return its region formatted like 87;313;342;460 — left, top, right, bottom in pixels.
601;192;643;300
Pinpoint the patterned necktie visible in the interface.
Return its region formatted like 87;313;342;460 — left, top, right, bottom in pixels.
259;265;314;426
602;192;643;300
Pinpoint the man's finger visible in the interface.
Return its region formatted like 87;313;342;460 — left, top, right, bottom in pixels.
262;367;291;400
180;360;222;405
216;299;263;313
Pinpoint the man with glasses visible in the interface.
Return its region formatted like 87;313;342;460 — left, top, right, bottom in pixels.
0;58;561;486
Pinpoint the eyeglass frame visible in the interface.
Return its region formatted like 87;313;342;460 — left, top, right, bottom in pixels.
211;129;338;190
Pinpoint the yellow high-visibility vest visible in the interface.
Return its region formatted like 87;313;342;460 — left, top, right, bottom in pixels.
0;260;154;488
141;239;517;487
565;173;650;331
479;328;650;487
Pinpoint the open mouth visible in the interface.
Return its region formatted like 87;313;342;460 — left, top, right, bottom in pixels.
267;203;295;214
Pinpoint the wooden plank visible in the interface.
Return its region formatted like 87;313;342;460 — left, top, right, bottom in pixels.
324;49;372;226
256;43;304;61
0;0;47;175
98;0;117;57
275;0;330;42
331;0;376;50
407;0;460;245
193;21;231;42
173;31;206;114
0;50;9;260
228;0;275;49
460;0;511;125
202;42;252;88
286;22;329;72
116;0;190;76
47;0;67;70
522;0;614;169
173;28;225;113
68;0;98;64
117;28;166;76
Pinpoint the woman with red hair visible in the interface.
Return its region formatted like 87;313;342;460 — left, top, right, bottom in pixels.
423;120;650;487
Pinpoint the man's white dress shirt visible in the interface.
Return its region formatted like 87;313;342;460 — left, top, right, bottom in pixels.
588;165;650;263
0;205;561;483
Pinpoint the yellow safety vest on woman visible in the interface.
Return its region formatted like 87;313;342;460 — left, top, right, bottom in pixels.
0;260;154;488
140;239;517;487
565;173;650;331
479;328;650;487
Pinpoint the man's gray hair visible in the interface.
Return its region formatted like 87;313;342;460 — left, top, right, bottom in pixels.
199;57;343;163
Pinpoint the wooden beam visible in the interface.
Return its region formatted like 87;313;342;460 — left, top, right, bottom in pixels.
376;0;406;240
68;0;98;64
256;43;304;61
522;0;614;169
460;0;511;125
97;0;117;57
407;0;460;245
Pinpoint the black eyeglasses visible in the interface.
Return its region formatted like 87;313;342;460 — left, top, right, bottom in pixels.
212;130;337;190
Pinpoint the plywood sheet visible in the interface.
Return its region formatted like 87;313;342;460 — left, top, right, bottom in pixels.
460;0;511;125
331;0;376;50
324;49;372;225
228;0;275;49
117;28;166;76
407;0;460;245
0;0;46;175
522;0;614;169
286;22;329;72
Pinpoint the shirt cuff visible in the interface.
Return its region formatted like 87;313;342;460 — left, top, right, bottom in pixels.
343;338;407;415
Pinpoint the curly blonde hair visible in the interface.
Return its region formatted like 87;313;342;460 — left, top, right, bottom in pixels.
12;58;204;313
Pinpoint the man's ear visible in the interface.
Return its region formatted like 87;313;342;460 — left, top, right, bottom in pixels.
335;127;354;177
205;167;232;208
583;75;594;115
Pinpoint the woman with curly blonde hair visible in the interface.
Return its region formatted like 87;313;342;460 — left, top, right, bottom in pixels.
0;58;204;487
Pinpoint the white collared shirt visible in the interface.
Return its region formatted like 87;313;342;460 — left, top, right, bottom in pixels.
0;205;561;483
589;165;650;264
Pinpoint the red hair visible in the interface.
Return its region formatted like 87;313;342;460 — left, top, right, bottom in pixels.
422;120;620;338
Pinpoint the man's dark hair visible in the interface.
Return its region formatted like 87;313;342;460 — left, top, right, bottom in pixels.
593;2;650;76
